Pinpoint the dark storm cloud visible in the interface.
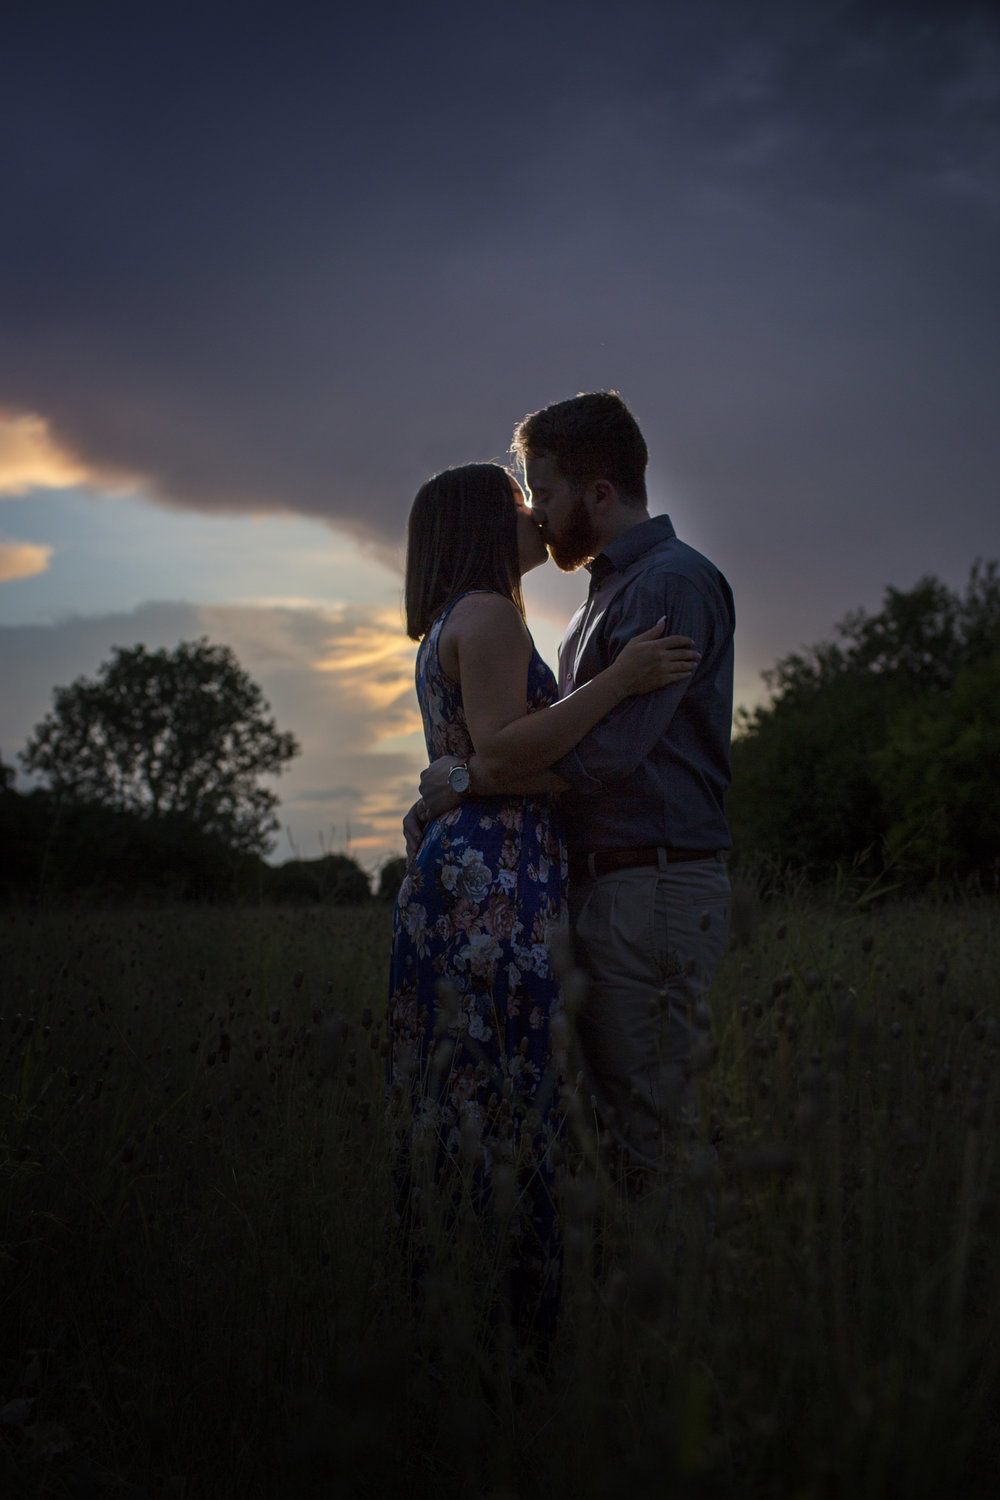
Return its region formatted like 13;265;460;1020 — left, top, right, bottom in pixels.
1;0;998;621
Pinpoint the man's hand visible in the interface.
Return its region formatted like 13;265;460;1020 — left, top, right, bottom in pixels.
419;754;466;820
403;798;429;863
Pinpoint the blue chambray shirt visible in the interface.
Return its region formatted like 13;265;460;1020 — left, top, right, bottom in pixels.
553;514;735;854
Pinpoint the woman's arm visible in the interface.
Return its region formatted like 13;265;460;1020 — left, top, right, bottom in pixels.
441;592;697;782
418;756;565;823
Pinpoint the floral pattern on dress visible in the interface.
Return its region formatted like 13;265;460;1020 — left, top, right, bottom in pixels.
387;591;567;1332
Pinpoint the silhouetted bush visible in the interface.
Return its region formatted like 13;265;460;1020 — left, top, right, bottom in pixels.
0;786;263;902
377;856;408;902
262;853;371;905
0;786;372;905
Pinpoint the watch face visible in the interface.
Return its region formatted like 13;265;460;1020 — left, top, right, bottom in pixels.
449;764;471;793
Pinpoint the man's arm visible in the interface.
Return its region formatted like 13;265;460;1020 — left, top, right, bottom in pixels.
554;573;721;794
552;684;686;794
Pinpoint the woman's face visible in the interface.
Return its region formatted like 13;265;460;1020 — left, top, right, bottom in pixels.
511;476;548;576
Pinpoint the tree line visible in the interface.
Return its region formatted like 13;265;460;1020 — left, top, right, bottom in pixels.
4;562;997;904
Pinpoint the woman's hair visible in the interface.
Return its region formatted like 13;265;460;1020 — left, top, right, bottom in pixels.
404;462;524;640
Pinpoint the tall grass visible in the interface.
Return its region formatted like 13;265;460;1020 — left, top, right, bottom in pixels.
0;892;997;1497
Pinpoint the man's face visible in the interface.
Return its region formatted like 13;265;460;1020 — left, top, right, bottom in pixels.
509;475;547;576
524;454;600;573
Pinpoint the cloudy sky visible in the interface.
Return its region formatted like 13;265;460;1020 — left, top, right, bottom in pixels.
2;0;998;868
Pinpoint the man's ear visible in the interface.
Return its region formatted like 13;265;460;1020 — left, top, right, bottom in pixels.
590;478;619;514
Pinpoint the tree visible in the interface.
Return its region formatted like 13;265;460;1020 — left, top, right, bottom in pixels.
728;562;1000;881
877;647;1000;879
21;638;300;855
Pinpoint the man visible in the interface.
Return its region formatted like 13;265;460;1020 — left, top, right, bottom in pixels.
417;391;734;1173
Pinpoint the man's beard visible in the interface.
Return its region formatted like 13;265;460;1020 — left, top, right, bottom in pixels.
545;493;601;572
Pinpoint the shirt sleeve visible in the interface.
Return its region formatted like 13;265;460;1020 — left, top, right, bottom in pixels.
552;570;718;794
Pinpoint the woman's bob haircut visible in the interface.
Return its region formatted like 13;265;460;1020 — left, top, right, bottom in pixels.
404;462;525;640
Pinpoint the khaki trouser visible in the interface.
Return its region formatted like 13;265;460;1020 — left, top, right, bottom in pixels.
568;854;730;1170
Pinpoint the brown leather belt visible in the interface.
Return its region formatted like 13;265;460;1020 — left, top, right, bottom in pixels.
568;846;720;882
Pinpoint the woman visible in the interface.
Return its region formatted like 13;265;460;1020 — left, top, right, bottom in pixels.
387;463;696;1338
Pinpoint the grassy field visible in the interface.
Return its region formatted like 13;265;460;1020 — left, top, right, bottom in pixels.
1;890;997;1498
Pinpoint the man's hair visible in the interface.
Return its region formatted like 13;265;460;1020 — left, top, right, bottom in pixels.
511;390;648;505
404;462;525;640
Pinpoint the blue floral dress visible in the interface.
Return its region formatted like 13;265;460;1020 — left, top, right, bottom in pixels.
387;591;567;1330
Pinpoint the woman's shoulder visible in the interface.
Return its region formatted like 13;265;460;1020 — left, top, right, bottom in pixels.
440;588;530;642
425;588;518;637
436;591;530;678
444;590;524;628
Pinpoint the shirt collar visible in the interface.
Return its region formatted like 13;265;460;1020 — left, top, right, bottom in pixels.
586;514;677;591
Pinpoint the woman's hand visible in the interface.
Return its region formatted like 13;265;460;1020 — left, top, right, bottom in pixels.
418;757;466;821
612;619;700;696
403;797;430;863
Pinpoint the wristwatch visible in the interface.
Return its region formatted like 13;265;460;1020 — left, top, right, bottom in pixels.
448;760;471;795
